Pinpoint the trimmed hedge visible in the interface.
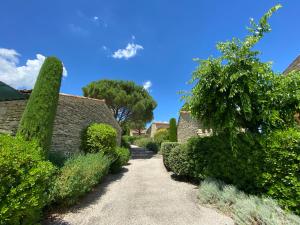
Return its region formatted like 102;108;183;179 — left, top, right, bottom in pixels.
166;129;300;215
168;144;191;177
17;57;63;153
134;137;159;153
82;123;117;154
52;152;111;206
261;129;300;214
110;147;131;173
169;118;177;142
161;142;179;170
0;134;56;225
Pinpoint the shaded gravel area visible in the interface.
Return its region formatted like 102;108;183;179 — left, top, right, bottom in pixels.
44;146;233;225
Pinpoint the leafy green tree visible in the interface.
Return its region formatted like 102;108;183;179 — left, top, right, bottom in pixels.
82;80;157;126
188;5;300;134
154;128;169;146
169;118;177;142
129;120;146;135
17;57;63;153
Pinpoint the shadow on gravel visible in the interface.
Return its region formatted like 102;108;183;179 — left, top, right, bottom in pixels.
130;147;155;160
43;167;129;225
170;173;200;186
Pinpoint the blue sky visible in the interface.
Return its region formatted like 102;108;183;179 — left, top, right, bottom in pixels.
0;0;299;123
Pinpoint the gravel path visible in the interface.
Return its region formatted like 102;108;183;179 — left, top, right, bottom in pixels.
45;146;233;225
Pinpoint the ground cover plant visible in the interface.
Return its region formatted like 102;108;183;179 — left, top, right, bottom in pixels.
198;179;300;225
0;134;56;225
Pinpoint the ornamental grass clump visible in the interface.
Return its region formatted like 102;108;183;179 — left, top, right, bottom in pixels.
17;57;63;153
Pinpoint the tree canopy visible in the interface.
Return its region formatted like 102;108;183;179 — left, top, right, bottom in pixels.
82;79;157;127
187;4;300;134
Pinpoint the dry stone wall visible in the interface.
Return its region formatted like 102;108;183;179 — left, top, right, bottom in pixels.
0;93;121;155
177;111;212;143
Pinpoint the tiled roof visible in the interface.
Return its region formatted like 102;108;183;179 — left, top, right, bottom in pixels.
0;82;27;101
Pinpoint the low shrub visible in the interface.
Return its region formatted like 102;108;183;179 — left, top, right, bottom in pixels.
48;150;68;168
82;123;117;154
178;129;300;214
52;152;111;206
168;144;191;177
121;136;131;149
260;129;300;214
153;129;169;147
161;142;179;170
122;135;140;144
134;137;159;153
198;179;300;225
110;147;131;173
0;134;56;225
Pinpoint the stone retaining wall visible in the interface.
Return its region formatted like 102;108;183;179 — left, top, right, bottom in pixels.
0;93;121;155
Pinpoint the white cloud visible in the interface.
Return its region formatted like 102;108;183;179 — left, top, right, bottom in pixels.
102;45;108;51
0;48;67;89
112;43;143;59
68;24;89;36
143;80;152;91
93;16;99;20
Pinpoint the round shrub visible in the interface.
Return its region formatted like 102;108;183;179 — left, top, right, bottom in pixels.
154;129;169;147
0;134;57;225
83;123;117;154
168;144;191;177
110;147;131;173
161;142;180;170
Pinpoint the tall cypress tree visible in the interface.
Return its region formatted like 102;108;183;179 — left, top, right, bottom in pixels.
17;57;63;153
169;118;177;142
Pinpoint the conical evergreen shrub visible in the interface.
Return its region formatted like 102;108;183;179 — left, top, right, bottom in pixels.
17;57;63;153
169;118;177;142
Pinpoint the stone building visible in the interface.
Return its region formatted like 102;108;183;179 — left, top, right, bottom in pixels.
177;111;212;143
129;129;147;137
147;122;169;137
284;55;300;74
0;84;121;155
177;55;300;143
